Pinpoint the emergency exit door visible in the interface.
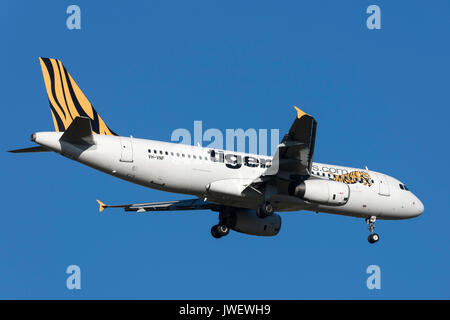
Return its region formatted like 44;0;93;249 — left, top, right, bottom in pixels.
120;138;133;162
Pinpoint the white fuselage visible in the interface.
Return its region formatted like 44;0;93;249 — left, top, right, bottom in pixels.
33;132;424;220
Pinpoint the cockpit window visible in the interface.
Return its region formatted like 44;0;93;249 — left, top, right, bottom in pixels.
399;184;404;190
403;184;409;191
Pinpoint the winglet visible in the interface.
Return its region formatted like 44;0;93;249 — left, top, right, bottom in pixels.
96;199;107;212
294;106;306;119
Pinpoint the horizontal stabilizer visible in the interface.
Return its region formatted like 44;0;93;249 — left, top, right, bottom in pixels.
60;116;94;145
8;146;50;153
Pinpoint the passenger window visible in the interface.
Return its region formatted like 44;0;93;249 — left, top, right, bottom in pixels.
193;155;196;159
165;151;168;155
182;154;185;157
154;150;157;154
199;156;202;160
177;153;180;157
160;151;163;154
171;152;174;156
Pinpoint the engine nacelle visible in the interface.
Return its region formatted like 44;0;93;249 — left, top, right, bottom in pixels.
224;209;281;237
288;179;350;206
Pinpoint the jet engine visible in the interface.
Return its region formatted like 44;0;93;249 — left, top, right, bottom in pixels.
288;179;350;206
222;209;281;236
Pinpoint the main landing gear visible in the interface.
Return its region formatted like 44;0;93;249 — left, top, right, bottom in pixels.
256;201;274;218
211;208;233;239
366;216;380;244
211;224;229;239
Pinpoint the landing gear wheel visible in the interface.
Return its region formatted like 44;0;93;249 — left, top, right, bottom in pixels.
365;216;379;244
256;202;274;218
263;202;274;216
256;206;265;218
368;233;380;244
211;225;221;239
211;224;229;238
217;224;229;237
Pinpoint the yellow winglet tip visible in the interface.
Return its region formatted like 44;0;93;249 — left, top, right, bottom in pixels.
293;106;306;119
96;199;107;212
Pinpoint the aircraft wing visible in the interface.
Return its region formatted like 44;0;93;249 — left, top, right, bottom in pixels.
97;198;219;213
264;107;317;181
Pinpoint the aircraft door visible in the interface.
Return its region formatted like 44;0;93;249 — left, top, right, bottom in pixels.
120;138;134;162
375;173;390;196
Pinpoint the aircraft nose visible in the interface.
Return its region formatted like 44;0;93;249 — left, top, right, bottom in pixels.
414;197;424;215
400;194;424;219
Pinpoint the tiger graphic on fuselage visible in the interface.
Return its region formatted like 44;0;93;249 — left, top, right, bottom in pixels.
332;170;373;187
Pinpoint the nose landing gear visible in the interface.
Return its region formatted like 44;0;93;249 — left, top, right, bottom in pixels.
366;216;380;244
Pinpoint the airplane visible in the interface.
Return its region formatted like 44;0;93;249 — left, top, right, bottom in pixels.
9;57;424;244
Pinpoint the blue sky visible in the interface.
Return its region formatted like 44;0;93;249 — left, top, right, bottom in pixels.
1;1;449;299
